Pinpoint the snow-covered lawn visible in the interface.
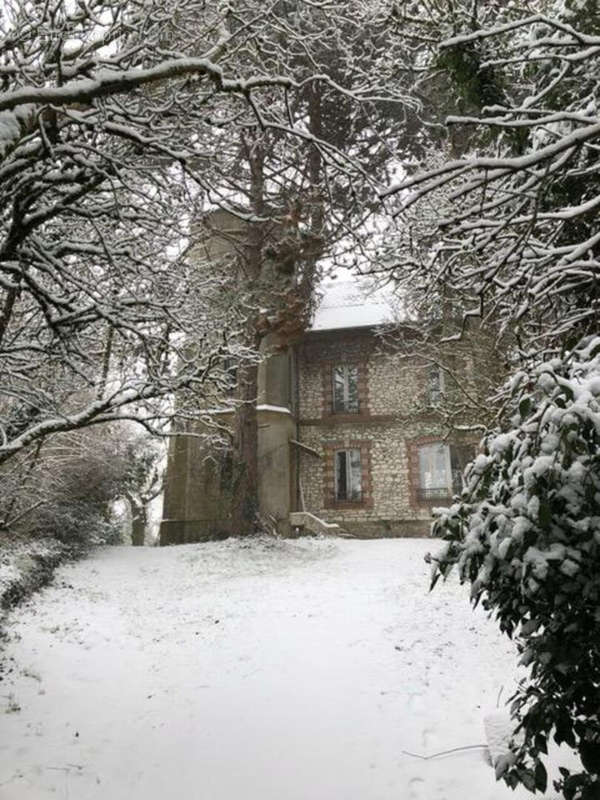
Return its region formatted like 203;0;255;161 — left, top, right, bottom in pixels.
0;537;536;800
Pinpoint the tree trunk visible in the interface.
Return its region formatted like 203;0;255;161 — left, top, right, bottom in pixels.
230;359;260;536
126;495;147;546
229;133;265;537
131;514;146;546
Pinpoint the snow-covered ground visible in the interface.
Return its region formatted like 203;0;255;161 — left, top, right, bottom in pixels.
0;537;538;800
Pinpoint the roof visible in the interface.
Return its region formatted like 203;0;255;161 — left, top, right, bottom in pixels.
309;278;401;332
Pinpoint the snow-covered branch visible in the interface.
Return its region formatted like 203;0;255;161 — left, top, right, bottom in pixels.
381;6;600;351
0;59;295;113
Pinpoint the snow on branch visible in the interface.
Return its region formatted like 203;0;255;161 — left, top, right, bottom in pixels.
382;123;600;201
379;6;600;352
0;0;405;464
0;60;295;113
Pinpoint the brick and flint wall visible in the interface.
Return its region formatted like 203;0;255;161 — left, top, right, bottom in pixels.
295;327;477;537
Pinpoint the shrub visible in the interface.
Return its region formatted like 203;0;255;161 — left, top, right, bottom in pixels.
431;336;600;799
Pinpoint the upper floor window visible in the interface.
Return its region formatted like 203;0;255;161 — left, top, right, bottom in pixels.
427;365;444;406
417;442;473;502
335;448;362;502
333;365;359;413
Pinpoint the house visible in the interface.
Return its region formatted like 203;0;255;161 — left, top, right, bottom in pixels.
159;275;488;543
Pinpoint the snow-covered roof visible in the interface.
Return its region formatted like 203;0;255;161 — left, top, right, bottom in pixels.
309;278;400;332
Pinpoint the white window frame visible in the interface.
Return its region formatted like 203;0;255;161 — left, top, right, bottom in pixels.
417;442;452;500
417;442;473;501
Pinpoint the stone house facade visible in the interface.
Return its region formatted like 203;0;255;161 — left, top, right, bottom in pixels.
293;324;477;538
159;287;483;542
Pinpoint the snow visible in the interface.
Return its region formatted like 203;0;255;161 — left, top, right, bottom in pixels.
0;536;545;800
256;404;291;414
483;711;580;794
199;404;291;416
310;279;400;331
0;60;295;113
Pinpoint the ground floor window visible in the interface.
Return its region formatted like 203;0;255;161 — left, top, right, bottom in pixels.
335;448;362;502
417;443;473;501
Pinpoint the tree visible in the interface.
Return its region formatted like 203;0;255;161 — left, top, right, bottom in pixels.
377;279;513;437
120;434;164;546
1;424;130;547
1;0;385;469
383;5;600;797
384;1;600;352
180;0;413;534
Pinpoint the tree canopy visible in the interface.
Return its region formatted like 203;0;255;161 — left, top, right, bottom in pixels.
3;2;600;794
0;0;407;464
383;4;600;797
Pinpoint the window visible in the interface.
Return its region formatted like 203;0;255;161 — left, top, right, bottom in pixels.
450;444;475;493
418;443;451;500
333;365;359;413
427;365;444;406
324;441;372;510
335;449;362;502
417;443;474;501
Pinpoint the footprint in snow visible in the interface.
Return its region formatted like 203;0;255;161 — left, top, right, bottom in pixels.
408;775;425;799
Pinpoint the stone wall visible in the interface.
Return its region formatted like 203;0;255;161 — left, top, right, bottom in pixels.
160;418;235;544
368;350;424;417
297;330;475;421
297;330;375;420
160;406;295;544
296;328;478;538
160;318;490;542
298;419;454;537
